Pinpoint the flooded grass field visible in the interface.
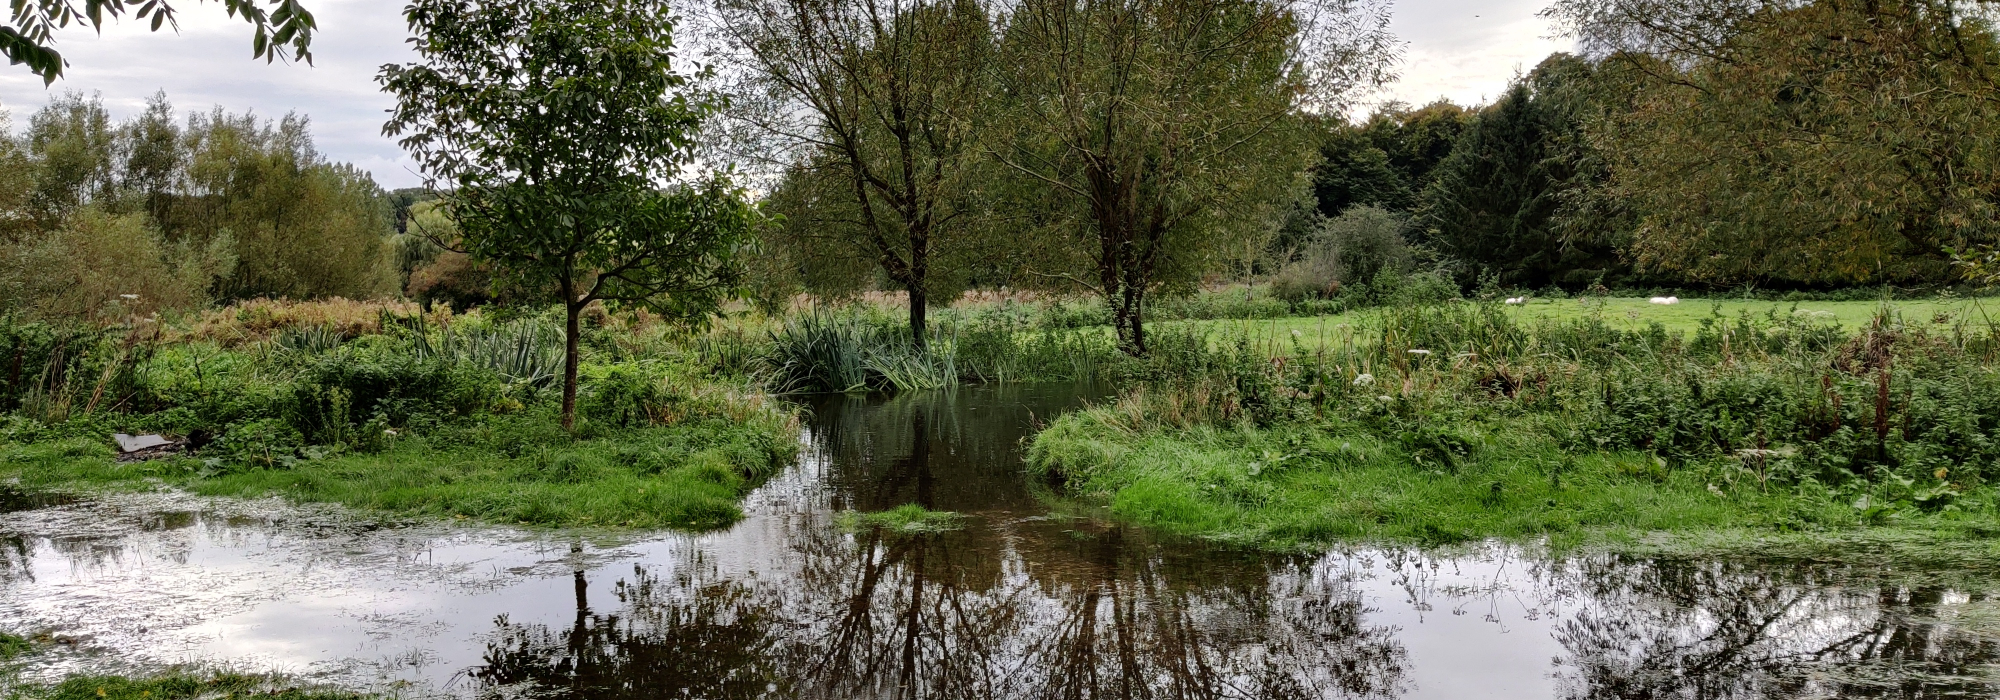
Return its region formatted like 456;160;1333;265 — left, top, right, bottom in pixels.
4;385;1998;698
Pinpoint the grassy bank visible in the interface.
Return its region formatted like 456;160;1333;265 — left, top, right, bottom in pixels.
0;301;798;529
1027;300;2000;550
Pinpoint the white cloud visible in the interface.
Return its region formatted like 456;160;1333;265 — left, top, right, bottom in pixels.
1376;0;1574;111
0;0;1573;188
0;0;420;188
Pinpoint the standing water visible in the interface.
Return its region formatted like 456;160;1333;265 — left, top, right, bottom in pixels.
3;384;1998;698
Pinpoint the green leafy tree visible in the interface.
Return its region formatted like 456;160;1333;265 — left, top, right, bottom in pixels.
1547;0;2000;285
22;91;115;227
1310;124;1411;218
994;0;1396;355
2;93;392;308
1360;99;1472;195
172;108;396;300
715;0;998;346
5;0;316;83
381;0;757;430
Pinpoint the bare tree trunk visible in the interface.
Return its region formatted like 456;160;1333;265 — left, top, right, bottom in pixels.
909;283;928;349
562;298;582;432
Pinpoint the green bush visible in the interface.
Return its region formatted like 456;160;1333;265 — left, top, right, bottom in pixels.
211;418;306;469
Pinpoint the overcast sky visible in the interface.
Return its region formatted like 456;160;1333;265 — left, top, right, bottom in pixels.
0;0;1573;190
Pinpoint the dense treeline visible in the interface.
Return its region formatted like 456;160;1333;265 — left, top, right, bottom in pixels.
733;0;2000;341
0;93;399;322
1303;0;2000;293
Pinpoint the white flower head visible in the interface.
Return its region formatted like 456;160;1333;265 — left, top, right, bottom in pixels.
1290;329;1302;337
1377;395;1395;402
1352;373;1374;386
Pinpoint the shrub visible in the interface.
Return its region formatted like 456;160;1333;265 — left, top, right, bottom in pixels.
0;207;231;322
211;417;305;469
1270;206;1413;304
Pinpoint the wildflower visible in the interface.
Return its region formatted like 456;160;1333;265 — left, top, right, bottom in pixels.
1352;373;1374;386
1407;349;1432;356
384;428;399;437
1290;329;1302;337
1648;296;1679;305
1376;395;1394;402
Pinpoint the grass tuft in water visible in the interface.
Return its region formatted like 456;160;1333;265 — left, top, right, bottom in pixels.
835;504;966;535
0;631;29;661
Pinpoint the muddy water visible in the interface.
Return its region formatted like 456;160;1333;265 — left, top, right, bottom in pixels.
3;384;1999;698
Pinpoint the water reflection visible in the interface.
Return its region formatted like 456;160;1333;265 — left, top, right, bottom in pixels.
1553;557;2000;699
471;386;1408;698
471;525;1407;699
2;386;1997;698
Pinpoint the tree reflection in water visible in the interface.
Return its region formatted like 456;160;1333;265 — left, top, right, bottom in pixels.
466;519;1407;699
1552;556;2000;699
466;387;1407;699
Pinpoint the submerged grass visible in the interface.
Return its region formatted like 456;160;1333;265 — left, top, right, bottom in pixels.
834;503;966;534
3;673;372;700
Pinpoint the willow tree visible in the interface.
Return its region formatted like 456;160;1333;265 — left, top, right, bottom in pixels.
714;0;997;346
1545;0;2000;285
993;0;1396;355
381;0;757;430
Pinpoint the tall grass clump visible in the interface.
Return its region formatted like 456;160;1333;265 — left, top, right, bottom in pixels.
764;312;968;393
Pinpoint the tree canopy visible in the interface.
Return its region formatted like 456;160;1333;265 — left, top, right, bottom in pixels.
4;0;316;83
1547;0;2000;285
381;0;758;430
994;0;1396;355
715;0;999;345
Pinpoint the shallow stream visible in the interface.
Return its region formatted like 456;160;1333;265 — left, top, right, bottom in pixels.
3;384;1998;698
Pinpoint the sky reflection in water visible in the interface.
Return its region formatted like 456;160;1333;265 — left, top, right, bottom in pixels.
2;385;1997;698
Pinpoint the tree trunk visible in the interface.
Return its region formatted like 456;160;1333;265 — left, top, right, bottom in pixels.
908;283;927;349
561;300;582;432
1110;283;1147;357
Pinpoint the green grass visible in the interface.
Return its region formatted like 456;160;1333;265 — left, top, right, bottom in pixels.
835;504;966;534
3;673;372;700
1149;297;1996;354
0;413;799;530
0;632;29;661
1027;408;2000;552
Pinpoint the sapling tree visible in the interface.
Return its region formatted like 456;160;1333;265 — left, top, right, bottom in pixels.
381;0;756;430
